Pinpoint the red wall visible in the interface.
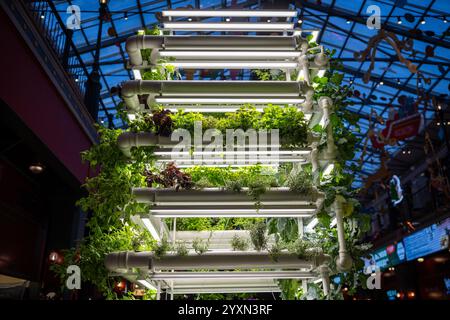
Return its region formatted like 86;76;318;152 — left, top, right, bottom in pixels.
0;9;92;183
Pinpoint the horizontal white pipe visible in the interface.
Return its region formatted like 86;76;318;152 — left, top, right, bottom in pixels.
105;251;322;272
150;212;314;218
163;22;295;31
162;10;297;18
125;35;300;66
159;163;282;168
171;287;280;294
156;158;307;164
151;209;316;213
154;150;310;156
117;132;174;157
165;61;298;69
133;187;321;204
165;106;268;112
159;51;301;59
153;201;311;206
155;97;305;104
120;80;308;111
149;271;314;280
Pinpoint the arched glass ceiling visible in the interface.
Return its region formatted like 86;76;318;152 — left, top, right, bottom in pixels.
46;0;449;187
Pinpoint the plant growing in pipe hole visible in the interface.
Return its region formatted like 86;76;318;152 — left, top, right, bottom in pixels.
230;235;249;251
249;221;268;251
192;237;210;255
153;237;172;259
268;241;285;262
144;162;193;190
286;167;314;194
175;241;189;257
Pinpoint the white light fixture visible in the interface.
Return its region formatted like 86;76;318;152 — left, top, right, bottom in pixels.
167;61;298;69
159;51;302;59
154;150;310;156
153;201;311;206
397;17;402;24
420;18;426;25
305;218;318;233
330;218;337;227
137;279;157;290
155;97;305;104
149;208;315;218
132;69;142;80
161;10;297;18
141;218;161;241
317;69;326;77
165;106;267;113
29;163;45;174
323;163;334;177
149;271;313;280
163;22;294;31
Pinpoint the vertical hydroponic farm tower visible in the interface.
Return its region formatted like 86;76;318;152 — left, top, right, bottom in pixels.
105;9;348;299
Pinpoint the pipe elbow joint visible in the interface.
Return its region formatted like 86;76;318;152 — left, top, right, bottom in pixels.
125;35;141;54
314;52;329;67
336;253;353;272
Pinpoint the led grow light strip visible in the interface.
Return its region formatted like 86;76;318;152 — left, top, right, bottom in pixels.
155;159;307;165
155;97;305;104
149;271;313;280
162;10;297;18
165;61;298;69
141;218;161;241
152;201;312;206
149;208;315;218
137;279;157;290
163;22;295;31
158;51;302;59
153;150;310;156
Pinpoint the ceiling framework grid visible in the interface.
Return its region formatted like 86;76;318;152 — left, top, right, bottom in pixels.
104;8;354;298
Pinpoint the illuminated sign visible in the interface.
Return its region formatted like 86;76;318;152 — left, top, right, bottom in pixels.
403;217;450;261
364;241;406;271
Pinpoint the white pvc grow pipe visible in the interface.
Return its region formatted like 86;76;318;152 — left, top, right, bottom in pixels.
125;35;301;67
117;132;174;157
318;96;337;160
334;197;353;272
162;22;295;32
105;251;327;272
132;187;322;205
120;80;310;112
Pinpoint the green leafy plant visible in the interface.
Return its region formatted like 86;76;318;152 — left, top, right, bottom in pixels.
286;168;314;194
153;237;172;259
175;241;189;257
249;221;268;251
230;235;249;251
192;237;210;255
268;241;285;262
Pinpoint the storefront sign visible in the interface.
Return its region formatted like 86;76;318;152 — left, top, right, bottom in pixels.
403;217;450;261
364;241;406;270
